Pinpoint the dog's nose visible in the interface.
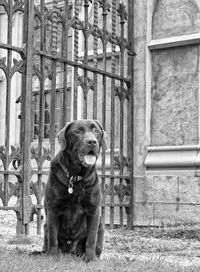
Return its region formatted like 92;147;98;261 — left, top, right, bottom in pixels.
85;138;98;146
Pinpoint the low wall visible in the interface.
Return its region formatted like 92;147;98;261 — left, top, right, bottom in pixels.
134;175;200;226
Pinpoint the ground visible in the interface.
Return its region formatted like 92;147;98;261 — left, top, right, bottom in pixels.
1;211;200;271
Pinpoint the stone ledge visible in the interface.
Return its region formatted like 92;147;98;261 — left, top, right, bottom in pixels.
145;145;200;176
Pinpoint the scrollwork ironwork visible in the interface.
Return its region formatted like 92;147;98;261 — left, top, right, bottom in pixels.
115;86;129;101
117;3;127;24
31;146;51;167
0;145;21;170
0;57;8;78
78;75;95;95
98;0;111;14
0;0;9;15
11;58;24;77
71;17;85;31
0;179;20;204
13;0;24;14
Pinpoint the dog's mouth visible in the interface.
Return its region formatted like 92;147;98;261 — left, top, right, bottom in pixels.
78;150;97;167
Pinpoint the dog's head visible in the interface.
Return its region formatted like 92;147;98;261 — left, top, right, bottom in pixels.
57;119;108;168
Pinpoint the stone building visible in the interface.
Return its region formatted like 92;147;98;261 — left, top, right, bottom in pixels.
135;0;200;226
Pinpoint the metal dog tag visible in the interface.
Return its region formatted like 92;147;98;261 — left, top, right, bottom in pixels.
68;187;73;194
68;176;74;194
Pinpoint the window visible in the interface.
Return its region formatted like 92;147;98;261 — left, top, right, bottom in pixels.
32;88;71;140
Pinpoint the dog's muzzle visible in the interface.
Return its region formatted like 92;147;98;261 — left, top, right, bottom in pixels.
78;137;99;167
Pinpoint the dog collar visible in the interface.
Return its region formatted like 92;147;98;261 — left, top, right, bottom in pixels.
58;156;83;194
67;175;82;194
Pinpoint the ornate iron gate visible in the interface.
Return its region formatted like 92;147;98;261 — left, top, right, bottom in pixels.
0;0;134;234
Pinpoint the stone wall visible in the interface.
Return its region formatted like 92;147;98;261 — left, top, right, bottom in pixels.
134;176;200;226
151;45;199;146
152;0;200;39
133;0;200;226
133;0;148;177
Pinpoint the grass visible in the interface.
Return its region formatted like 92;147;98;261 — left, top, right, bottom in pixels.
1;211;200;271
1;249;199;272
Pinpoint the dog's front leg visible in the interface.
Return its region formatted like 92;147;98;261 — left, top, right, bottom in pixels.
85;207;100;262
47;209;59;255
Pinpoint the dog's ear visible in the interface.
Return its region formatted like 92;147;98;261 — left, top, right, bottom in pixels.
57;122;71;151
94;120;109;150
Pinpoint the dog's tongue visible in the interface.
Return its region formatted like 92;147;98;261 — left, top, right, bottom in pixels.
84;154;96;166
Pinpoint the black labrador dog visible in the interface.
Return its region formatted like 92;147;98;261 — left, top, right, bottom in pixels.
35;119;107;262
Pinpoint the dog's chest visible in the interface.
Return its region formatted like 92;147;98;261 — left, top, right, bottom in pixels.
61;196;84;218
57;185;89;223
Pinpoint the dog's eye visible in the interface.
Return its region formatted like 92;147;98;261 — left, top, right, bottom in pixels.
75;130;82;134
93;128;100;134
75;127;84;134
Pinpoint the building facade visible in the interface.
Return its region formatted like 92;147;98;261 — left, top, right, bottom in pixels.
134;0;200;226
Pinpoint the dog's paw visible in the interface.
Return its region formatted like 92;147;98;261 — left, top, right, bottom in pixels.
84;251;96;263
96;242;102;257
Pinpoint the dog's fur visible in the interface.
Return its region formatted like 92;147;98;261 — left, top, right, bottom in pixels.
39;119;107;262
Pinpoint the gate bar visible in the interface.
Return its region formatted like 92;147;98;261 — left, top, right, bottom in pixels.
127;0;135;229
62;0;70;127
73;0;80;120
92;0;98;119
35;50;131;83
20;0;34;234
0;42;24;56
